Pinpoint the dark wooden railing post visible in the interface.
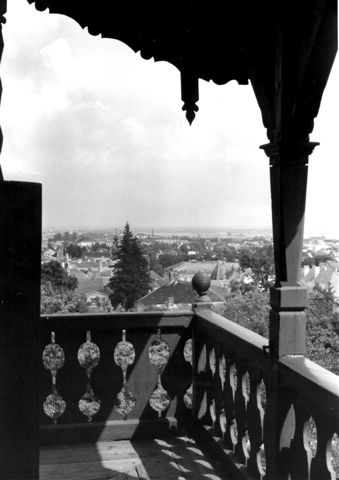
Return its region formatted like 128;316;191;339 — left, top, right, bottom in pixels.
261;140;318;360
261;139;318;479
0;180;42;480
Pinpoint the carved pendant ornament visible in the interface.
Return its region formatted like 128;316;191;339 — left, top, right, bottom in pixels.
149;329;170;417
183;339;193;409
42;332;66;423
114;330;136;419
78;331;101;422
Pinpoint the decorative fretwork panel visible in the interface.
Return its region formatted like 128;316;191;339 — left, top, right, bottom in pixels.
148;329;170;417
114;330;136;419
78;330;101;422
193;332;269;479
42;332;66;423
183;338;193;409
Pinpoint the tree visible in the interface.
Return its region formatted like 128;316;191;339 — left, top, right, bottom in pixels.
239;244;274;290
41;260;78;293
158;253;185;268
40;261;88;314
66;243;84;259
305;284;339;374
223;289;270;338
108;223;151;310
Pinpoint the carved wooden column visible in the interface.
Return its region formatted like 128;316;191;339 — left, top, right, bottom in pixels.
260;139;318;480
261;140;318;360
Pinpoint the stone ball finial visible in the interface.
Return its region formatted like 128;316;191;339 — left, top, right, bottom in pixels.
192;271;211;301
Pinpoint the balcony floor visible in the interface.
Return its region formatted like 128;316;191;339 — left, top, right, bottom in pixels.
40;436;229;480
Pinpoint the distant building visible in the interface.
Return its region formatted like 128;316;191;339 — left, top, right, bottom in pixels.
136;281;225;312
300;262;339;308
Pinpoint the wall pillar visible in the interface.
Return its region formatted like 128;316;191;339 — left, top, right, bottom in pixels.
0;180;42;479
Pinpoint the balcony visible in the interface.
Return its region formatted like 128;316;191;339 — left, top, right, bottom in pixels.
0;1;338;478
36;308;339;480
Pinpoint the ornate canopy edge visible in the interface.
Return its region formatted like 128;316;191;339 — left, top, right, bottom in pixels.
27;0;337;132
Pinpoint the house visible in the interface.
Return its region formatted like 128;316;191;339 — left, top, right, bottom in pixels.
300;262;339;304
136;281;225;312
166;261;218;283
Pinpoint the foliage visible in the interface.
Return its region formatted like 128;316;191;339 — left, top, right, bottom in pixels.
40;260;87;314
239;244;274;291
41;287;88;315
108;223;151;310
91;242;110;252
305;285;339;375
158;253;186;268
149;255;164;276
66;243;85;259
41;260;78;293
223;289;270;338
213;244;237;261
224;279;339;375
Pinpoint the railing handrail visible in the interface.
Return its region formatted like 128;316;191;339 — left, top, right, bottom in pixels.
280;355;339;417
194;308;269;367
41;309;193;319
41;310;193;330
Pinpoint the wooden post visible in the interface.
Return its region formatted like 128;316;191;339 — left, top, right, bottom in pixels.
261;140;318;360
0;180;42;479
260;140;318;480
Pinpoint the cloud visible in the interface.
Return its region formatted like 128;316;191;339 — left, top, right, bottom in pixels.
0;0;338;236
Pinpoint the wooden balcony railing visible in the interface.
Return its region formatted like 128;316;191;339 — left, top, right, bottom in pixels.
40;311;193;445
38;308;339;479
192;308;339;480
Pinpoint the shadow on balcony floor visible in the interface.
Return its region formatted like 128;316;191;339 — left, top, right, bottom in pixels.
40;435;230;479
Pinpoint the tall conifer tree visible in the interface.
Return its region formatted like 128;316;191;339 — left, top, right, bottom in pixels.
108;223;151;310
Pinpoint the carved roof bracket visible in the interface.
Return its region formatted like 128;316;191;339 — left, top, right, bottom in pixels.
181;72;199;125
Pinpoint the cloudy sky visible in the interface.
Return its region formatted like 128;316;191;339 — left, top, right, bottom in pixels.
1;0;338;236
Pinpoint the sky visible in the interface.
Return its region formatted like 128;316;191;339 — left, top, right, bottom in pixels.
1;1;338;237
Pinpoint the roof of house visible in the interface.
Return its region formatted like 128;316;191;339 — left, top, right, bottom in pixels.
100;269;113;277
85;289;109;299
168;261;218;275
137;281;225;306
315;268;335;287
210;260;239;280
75;273;105;294
78;261;100;269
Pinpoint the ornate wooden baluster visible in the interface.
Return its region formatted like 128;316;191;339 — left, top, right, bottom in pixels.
309;412;334;480
212;344;225;439
241;370;251;466
222;355;235;450
183;338;193;409
258;378;267;478
149;329;170;418
284;399;309;480
247;371;263;478
229;363;239;453
42;332;66;424
326;433;339;480
207;344;217;428
234;363;247;464
193;338;208;422
114;330;136;419
218;354;227;439
78;330;101;422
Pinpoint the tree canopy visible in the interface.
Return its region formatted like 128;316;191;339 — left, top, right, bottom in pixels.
108;223;151;310
41;260;78;293
40;260;88;314
239;243;274;290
